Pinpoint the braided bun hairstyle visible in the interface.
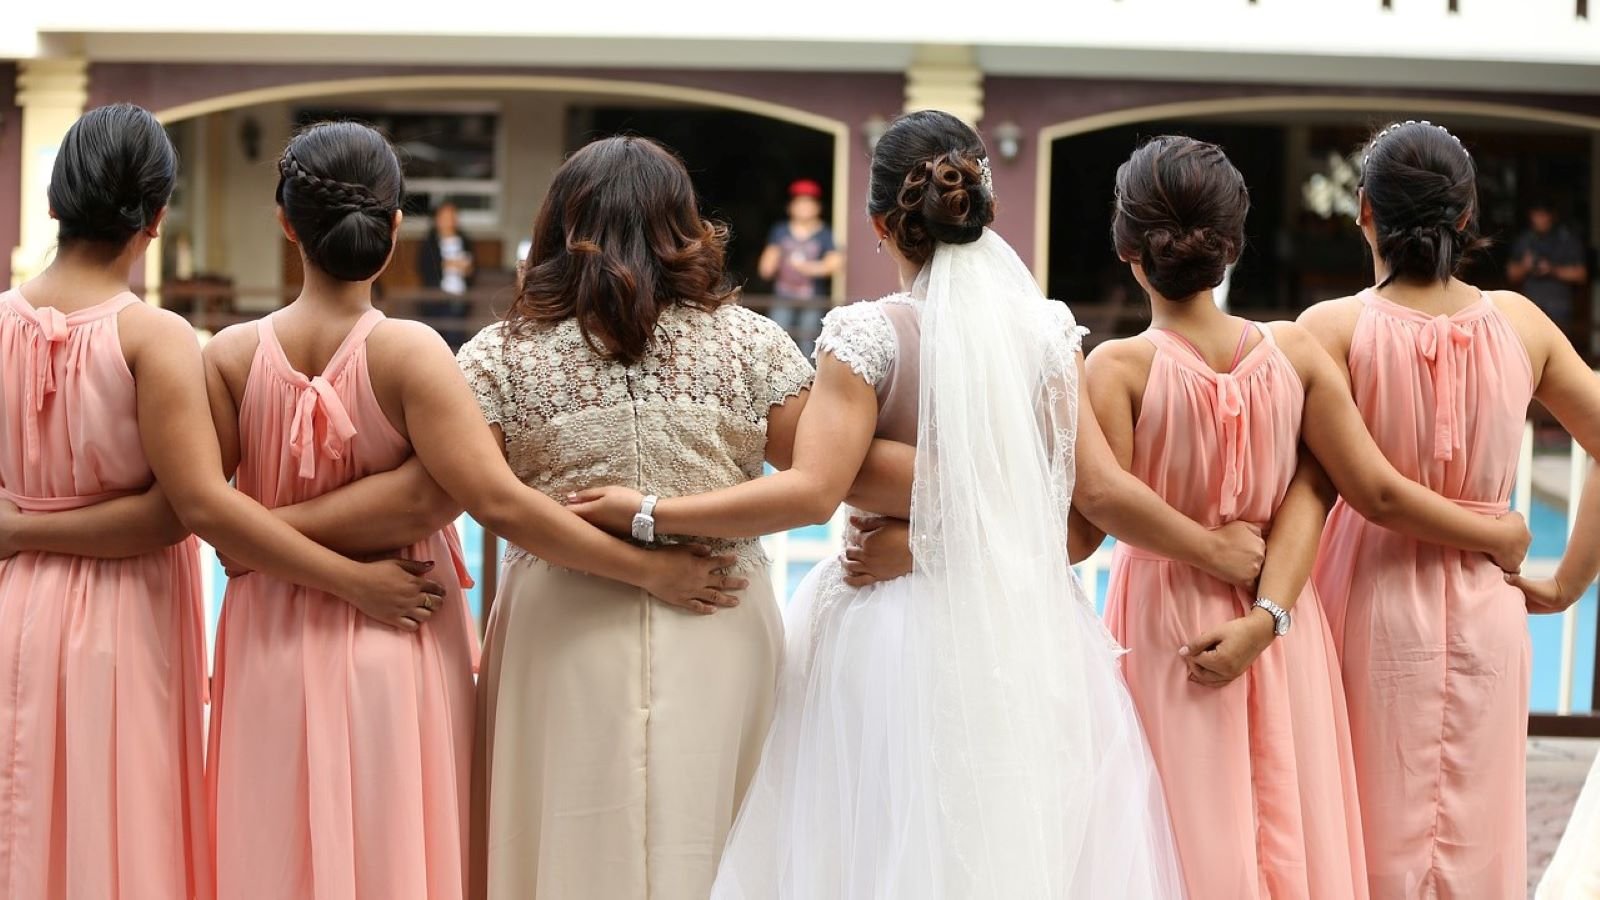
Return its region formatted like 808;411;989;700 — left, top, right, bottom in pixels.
868;110;994;265
1112;135;1248;301
1359;121;1487;288
48;103;177;246
276;121;403;282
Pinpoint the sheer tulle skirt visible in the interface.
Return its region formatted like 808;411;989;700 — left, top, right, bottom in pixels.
710;559;1185;900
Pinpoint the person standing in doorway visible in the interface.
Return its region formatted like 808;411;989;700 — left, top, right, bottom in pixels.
418;200;476;347
759;178;842;354
1508;198;1589;354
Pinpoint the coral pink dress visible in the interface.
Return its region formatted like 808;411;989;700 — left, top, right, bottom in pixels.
0;290;210;898
1313;290;1532;898
1103;323;1368;900
208;310;479;900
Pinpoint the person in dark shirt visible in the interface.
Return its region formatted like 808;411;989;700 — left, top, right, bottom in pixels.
1508;201;1589;351
758;179;842;353
417;201;475;346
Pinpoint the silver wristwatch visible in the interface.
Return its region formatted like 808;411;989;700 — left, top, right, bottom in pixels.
1252;596;1291;637
631;494;659;543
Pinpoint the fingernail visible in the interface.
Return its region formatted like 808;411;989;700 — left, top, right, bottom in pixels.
423;560;436;570
1178;646;1190;656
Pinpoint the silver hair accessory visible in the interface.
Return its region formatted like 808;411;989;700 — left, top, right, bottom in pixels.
978;157;994;194
1364;119;1469;164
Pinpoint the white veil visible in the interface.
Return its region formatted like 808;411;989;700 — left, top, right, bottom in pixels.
910;229;1182;897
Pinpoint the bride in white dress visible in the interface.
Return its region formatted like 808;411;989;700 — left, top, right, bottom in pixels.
571;110;1267;898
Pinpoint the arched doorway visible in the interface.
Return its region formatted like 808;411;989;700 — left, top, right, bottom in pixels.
148;75;851;341
1035;95;1600;730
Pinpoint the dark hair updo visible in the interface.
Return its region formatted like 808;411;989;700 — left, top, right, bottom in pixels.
276;121;403;282
1112;135;1249;301
48;103;178;246
1358;121;1488;288
507;135;737;365
867;110;995;265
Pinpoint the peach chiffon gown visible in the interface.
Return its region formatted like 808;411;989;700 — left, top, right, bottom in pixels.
0;290;210;899
1313;289;1533;899
208;309;479;900
1103;323;1368;900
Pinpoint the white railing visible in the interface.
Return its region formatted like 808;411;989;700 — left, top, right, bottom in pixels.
191;424;1593;717
751;420;1595;717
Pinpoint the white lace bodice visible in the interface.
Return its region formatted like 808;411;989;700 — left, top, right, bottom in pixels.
458;303;813;572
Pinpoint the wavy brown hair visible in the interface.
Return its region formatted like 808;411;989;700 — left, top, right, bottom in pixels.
507;136;738;363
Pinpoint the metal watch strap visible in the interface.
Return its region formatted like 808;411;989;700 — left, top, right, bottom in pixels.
1253;596;1290;636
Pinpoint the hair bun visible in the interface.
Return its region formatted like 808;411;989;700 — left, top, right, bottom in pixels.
1141;226;1232;300
891;150;993;257
276;122;403;282
866;111;994;264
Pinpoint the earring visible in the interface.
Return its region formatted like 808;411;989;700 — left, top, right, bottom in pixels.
876;237;885;254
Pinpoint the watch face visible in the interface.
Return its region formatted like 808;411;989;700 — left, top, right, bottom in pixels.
1274;611;1292;636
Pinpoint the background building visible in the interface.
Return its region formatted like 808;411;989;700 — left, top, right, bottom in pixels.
3;2;1600;748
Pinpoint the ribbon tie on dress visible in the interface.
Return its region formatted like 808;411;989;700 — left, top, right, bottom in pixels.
1417;315;1473;462
24;307;71;465
287;376;357;480
1215;372;1249;520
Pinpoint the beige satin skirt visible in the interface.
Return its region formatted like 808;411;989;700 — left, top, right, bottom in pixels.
472;557;782;900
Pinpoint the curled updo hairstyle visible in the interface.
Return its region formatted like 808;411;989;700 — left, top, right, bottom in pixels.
1359;121;1488;288
275;121;403;282
508;136;737;365
867;110;995;265
1112;135;1248;301
49;103;177;246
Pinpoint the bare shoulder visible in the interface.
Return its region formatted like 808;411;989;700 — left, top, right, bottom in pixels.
1086;335;1153;369
116;303;203;371
1084;335;1154;390
1484;288;1553;335
201;320;260;363
1485;288;1559;374
1264;319;1319;356
119;301;200;344
368;317;457;372
1296;295;1362;335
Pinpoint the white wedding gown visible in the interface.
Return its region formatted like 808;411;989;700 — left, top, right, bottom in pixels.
711;231;1186;899
1537;748;1600;898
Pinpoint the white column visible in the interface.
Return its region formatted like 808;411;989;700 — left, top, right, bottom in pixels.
904;44;984;127
10;58;88;287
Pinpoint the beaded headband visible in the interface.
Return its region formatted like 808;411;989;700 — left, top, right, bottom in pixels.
978;157;994;194
1364;119;1469;164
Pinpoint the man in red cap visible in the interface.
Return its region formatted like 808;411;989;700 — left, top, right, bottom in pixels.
759;178;843;353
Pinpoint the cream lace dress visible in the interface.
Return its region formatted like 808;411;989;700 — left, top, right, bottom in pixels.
458;303;812;900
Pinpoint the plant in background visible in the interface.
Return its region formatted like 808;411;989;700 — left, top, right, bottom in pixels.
1303;150;1362;220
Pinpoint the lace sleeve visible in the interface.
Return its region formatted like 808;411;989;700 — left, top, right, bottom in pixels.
735;308;813;415
1048;301;1089;359
814;301;895;387
456;324;513;427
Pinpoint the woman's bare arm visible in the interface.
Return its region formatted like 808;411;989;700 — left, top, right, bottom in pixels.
370;320;741;612
764;386;913;520
1279;322;1529;571
574;354;880;538
1069;352;1266;588
125;308;445;630
270;457;463;557
0;485;187;559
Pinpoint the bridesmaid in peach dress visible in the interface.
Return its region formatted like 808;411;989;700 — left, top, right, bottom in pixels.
200;122;741;900
1301;121;1600;898
0;107;458;900
1074;136;1529;900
